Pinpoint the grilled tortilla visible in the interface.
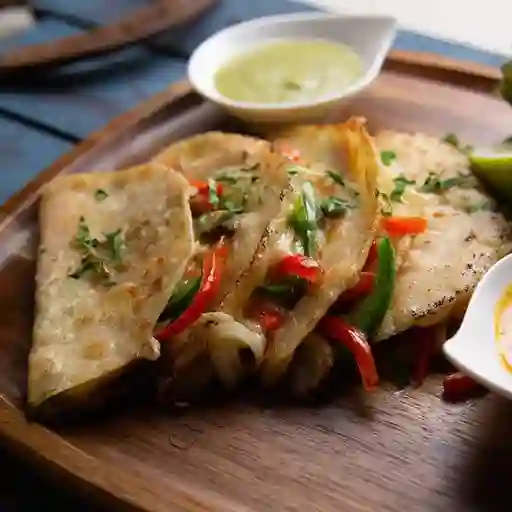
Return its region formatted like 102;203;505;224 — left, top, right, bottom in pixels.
153;132;291;306
373;131;512;340
153;132;294;396
28;163;194;417
218;119;380;386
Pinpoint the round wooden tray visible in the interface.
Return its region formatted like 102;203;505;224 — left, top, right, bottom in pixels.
0;51;510;512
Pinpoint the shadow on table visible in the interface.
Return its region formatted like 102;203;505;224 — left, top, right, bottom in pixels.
0;447;106;511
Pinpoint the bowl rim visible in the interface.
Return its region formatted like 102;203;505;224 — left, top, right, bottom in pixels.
187;11;398;112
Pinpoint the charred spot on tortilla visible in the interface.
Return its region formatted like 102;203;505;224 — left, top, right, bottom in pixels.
374;130;511;341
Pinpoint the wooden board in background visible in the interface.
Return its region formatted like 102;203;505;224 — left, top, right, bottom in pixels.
0;0;214;71
0;54;511;512
33;0;508;68
0;19;187;138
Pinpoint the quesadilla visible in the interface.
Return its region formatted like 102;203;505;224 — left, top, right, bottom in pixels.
152;132;294;397
372;130;512;341
153;132;291;307
28;163;194;417
215;119;381;387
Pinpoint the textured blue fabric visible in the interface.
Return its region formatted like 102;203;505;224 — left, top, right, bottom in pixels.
32;0;507;65
0;118;72;203
394;30;507;68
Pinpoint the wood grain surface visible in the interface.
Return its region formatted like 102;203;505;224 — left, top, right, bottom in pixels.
0;0;214;71
0;53;511;512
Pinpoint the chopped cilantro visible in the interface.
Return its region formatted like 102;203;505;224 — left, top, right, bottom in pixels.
380;150;397;166
420;172;476;193
390;175;415;202
283;80;302;91
442;133;473;154
68;218;124;284
207;179;220;209
103;228;123;264
319;196;350;218
94;189;108;201
442;133;460;147
326;170;345;187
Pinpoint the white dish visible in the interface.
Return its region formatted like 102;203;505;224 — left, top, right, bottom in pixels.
443;253;512;399
188;12;397;124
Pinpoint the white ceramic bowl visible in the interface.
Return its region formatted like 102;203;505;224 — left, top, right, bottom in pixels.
443;254;512;399
188;12;397;124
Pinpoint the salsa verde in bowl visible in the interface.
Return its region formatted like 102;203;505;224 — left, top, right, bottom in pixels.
188;12;397;124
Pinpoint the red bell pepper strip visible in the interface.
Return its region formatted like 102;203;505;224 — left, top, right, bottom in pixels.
381;216;427;236
442;372;482;402
411;328;437;387
188;179;223;215
411;325;447;387
276;142;304;164
258;305;285;333
246;300;285;333
155;240;228;341
272;254;322;284
188;178;223;196
363;239;378;271
319;316;379;391
335;272;375;308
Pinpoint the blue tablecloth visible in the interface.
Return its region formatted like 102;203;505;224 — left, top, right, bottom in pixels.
0;0;507;510
0;0;507;205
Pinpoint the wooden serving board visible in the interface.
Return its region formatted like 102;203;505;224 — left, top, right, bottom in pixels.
0;52;511;512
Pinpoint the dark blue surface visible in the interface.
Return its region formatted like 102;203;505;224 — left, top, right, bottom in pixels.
0;1;506;141
393;31;507;68
34;0;151;23
33;0;508;67
0;19;187;138
0;117;71;204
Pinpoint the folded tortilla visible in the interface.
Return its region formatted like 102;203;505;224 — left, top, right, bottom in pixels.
153;132;294;395
256;119;381;385
153;131;291;306
28;163;194;416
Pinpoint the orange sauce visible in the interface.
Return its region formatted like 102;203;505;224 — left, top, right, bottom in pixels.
494;283;512;373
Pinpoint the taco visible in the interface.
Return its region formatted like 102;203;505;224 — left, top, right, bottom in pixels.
152;132;293;397
219;118;381;388
28;163;194;419
154;122;380;397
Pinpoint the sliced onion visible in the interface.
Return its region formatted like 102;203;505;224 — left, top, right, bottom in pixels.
199;312;266;389
289;333;334;397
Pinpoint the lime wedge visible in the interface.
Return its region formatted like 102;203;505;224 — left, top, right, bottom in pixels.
469;148;512;201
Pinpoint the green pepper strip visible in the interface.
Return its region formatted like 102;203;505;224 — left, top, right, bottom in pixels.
158;275;202;323
351;236;396;337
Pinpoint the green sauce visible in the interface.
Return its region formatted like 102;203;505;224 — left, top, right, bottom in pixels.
214;39;363;104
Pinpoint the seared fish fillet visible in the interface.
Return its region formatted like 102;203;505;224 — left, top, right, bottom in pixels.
29;163;194;415
374;131;512;340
